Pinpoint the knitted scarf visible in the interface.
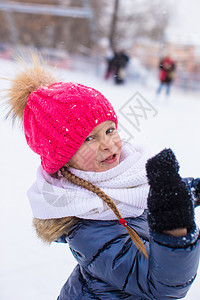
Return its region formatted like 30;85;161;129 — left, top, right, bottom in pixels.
27;143;151;220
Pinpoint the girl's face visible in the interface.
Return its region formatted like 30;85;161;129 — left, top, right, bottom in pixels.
68;121;122;172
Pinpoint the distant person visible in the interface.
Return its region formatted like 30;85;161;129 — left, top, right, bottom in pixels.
105;50;129;84
104;48;114;79
104;52;115;80
156;54;176;96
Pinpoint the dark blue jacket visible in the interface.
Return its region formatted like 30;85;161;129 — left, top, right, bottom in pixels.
57;178;200;299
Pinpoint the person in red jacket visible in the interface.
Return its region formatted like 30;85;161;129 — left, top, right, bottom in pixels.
156;54;176;96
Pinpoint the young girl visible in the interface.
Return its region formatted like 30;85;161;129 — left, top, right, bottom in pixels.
6;53;200;299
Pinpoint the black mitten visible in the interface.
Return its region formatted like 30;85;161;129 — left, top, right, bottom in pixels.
146;148;194;232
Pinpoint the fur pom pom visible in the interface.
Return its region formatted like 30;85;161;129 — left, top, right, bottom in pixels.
5;52;56;124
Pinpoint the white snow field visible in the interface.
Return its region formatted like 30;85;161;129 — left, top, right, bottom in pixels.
0;57;200;300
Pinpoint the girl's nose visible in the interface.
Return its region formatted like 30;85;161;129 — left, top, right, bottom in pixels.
99;135;114;151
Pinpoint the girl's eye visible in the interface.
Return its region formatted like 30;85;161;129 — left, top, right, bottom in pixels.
106;128;115;134
84;136;94;142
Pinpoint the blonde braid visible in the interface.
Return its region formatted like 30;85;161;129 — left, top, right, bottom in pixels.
61;166;148;259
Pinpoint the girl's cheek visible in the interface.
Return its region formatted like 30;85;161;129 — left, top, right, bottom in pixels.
80;145;96;160
118;137;122;147
79;147;97;170
113;131;121;142
115;135;122;149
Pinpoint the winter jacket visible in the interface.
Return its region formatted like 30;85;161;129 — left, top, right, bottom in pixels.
159;57;176;84
56;178;200;300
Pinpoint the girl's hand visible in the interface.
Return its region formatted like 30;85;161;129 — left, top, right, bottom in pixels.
163;228;187;237
145;149;194;233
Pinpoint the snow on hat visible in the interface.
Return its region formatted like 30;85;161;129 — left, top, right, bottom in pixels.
6;53;118;173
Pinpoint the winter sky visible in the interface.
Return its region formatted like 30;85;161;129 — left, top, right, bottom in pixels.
166;0;200;45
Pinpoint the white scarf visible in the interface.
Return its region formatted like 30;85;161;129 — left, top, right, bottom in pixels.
27;143;151;220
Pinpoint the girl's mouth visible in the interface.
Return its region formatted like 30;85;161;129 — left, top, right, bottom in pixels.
102;154;118;164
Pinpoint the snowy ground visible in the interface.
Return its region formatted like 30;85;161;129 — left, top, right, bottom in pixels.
0;58;200;299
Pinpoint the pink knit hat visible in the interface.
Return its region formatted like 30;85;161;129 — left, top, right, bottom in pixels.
6;55;118;173
24;82;117;173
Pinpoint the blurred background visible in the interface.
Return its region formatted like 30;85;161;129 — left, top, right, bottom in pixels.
1;1;200;300
0;0;200;91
